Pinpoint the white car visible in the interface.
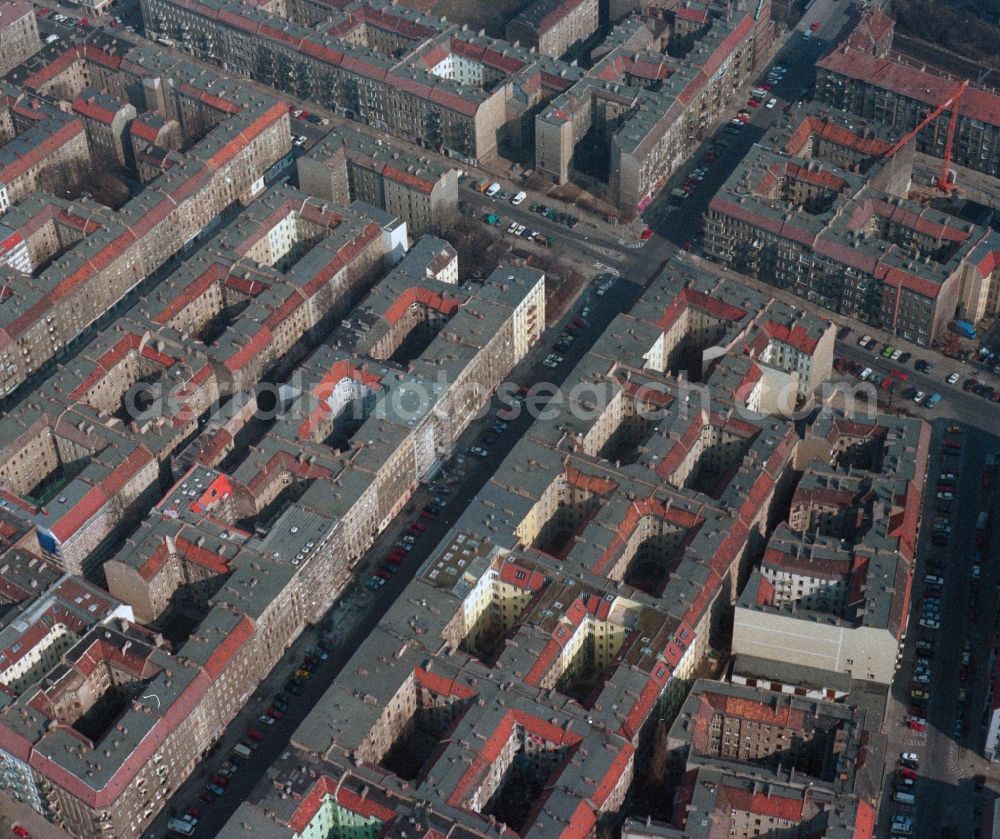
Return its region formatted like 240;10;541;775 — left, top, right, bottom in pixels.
860;367;873;380
947;372;960;385
891;348;903;360
766;98;777;109
913;391;926;404
507;221;518;234
901;752;919;764
918;618;939;629
513;224;525;237
511;191;526;205
485;183;501;197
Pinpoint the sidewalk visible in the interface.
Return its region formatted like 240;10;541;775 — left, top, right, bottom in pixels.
684;252;994;386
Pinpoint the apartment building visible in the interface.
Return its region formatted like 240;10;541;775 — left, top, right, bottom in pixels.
0;0;40;77
140;0;573;164
297;125;460;236
733;413;930;684
536;3;772;210
506;0;600;59
816;11;1000;179
0;44;291;398
71;87;137;167
621;679;879;839
207;258;897;839
0;102;90;207
703;106;989;344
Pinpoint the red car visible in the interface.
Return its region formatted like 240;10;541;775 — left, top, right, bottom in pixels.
984;469;992;489
892;369;908;381
267;706;284;720
641;228;653;240
747;99;760;107
212;775;229;787
375;569;391;580
12;828;30;839
247;727;265;742
810;21;820;30
907;719;926;732
186;807;202;819
761;83;773;90
899;767;919;780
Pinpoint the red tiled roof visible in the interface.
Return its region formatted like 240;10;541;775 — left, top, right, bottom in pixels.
48;485;108;543
223;327;274;374
202;614;254;678
721;785;804;822
0;117;86;192
818;47;1000;126
414;666;478;699
72;94;121;125
498;560;546;591
784;114;892;158
383;286;460;325
288;775;396;834
204;100;288;171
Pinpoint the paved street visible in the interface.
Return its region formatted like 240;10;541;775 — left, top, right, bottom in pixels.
876;420;1000;839
74;8;1000;838
142;268;641;838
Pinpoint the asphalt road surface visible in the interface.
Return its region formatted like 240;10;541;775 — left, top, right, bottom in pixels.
877;419;1000;839
142;273;641;838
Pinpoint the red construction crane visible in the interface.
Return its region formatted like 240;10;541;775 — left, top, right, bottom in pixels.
883;78;968;192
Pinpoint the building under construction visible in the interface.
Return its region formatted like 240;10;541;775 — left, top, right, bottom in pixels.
816;10;1000;180
702;103;1000;344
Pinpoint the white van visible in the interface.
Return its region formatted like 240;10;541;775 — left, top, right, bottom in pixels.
511;191;526;205
233;743;253;759
485;183;501;198
168;817;196;836
893;791;915;804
